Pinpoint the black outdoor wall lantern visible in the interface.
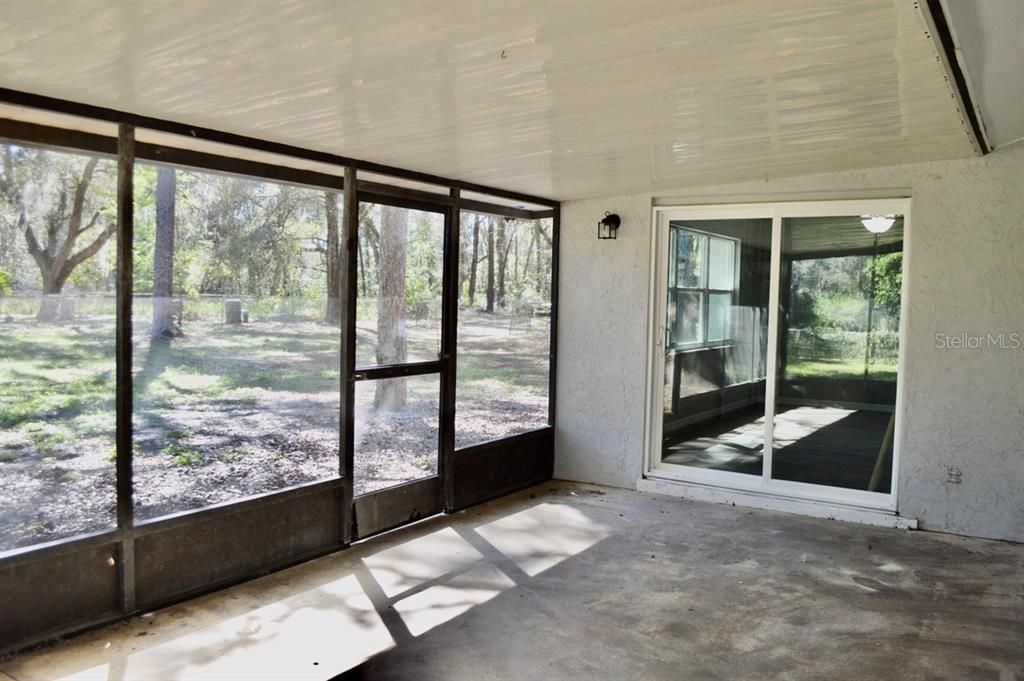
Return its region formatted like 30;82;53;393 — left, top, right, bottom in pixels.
598;212;621;239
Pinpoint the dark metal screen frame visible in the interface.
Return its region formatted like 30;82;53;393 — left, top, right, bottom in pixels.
347;193;453;533
0;92;561;655
115;123;136;613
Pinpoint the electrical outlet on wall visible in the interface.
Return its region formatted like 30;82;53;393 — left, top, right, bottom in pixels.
945;466;963;484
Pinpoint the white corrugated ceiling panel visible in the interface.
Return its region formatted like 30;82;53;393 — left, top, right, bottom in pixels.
0;0;975;200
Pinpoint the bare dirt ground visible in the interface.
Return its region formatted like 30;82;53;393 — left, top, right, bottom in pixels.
0;308;549;549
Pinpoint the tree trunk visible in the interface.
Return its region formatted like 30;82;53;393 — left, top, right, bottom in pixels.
523;229;536;284
485;217;495;313
324;191;341;324
37;277;62;321
374;205;408;410
152;166;177;337
467;215;480;306
496;218;507;310
512;232;518;282
33;249;78;321
358;228;368;296
360;203;380;298
534;221;545;293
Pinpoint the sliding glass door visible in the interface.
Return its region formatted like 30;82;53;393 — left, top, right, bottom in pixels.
649;200;909;509
660;217;772;481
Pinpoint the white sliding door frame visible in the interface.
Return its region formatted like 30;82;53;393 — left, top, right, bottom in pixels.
644;198;911;512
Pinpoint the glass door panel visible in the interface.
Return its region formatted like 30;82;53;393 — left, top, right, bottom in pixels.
770;215;904;494
660;218;772;476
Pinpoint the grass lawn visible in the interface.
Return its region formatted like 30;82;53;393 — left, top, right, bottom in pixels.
0;306;550;550
785;358;898;383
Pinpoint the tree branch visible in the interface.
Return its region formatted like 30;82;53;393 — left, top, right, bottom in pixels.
536;225;552;247
65;220;116;271
45;189;67;248
23;216;43;257
68;157;99;237
79;211;102;233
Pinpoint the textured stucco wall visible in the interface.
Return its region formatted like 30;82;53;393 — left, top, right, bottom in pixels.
555;143;1024;542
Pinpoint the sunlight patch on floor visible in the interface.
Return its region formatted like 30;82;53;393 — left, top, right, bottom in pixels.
3;575;393;681
392;562;515;636
363;527;485;598
475;502;610;577
2;498;615;679
771;406;856;445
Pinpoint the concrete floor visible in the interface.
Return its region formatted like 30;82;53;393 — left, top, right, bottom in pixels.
2;483;1021;681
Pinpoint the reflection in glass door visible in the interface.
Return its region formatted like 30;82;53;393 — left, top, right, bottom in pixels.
660;218;772;477
770;215;904;494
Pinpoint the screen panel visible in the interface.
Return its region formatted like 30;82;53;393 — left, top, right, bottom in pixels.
131;163;341;521
0;142;118;552
455;213;553;448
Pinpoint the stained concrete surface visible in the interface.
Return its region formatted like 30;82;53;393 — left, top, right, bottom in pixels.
2;483;1022;681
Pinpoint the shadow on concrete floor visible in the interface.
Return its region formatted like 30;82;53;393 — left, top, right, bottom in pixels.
3;483;1022;681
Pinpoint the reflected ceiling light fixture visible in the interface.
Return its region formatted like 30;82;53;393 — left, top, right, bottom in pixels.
861;215;896;234
598;212;621;240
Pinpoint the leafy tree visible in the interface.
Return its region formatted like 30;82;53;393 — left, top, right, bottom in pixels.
405;211;442;308
867;252;902;317
0;266;12;317
0;145;116;319
458;213;552;312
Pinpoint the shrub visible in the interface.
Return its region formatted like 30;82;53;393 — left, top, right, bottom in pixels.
0;268;12;296
163;442;203;466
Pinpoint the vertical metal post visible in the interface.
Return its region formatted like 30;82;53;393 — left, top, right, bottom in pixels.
115;123;136;612
340;167;358;544
762;210;783;486
440;189;460;511
548;207;560;426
